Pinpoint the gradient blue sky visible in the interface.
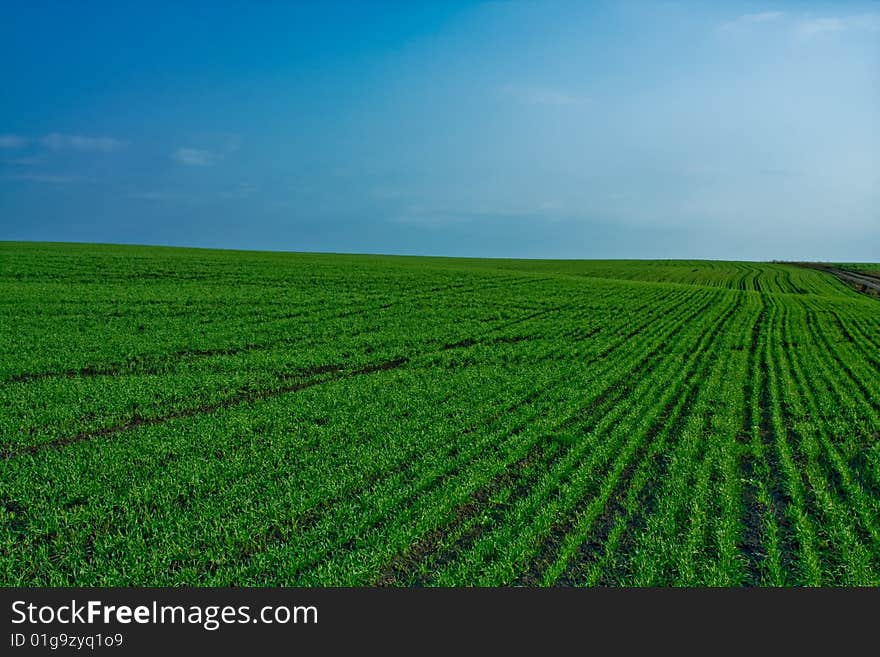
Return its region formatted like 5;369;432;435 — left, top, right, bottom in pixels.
1;1;878;259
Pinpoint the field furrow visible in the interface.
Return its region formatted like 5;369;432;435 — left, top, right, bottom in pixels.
1;243;877;586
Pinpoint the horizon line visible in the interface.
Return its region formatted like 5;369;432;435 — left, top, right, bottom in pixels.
0;239;858;264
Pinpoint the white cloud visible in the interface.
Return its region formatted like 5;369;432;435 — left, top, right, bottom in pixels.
41;133;127;152
503;85;591;107
739;11;784;24
851;14;880;31
221;133;242;153
0;134;27;148
719;11;784;32
4;173;78;184
3;156;41;166
217;183;256;200
128;184;254;203
128;190;196;202
718;11;880;40
795;17;844;38
170;135;240;167
173;147;213;166
392;200;573;227
795;14;880;39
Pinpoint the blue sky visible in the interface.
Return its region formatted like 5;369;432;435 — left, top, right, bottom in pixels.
1;1;878;260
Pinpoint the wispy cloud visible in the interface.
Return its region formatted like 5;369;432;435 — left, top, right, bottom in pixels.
128;190;197;202
719;11;784;32
0;134;27;149
216;183;256;200
718;11;880;40
41;133;127;152
173;147;213;166
503;85;591;107
3;156;42;166
795;14;880;39
739;11;784;24
171;134;242;166
220;133;242;154
392;201;572;227
795;17;844;38
128;184;255;203
4;173;79;184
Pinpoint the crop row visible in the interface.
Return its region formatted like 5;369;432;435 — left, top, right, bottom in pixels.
1;243;878;585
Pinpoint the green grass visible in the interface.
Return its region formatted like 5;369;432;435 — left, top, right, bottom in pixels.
837;263;880;278
1;242;879;586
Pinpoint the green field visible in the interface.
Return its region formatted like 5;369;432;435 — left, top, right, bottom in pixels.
839;264;880;279
2;242;879;586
